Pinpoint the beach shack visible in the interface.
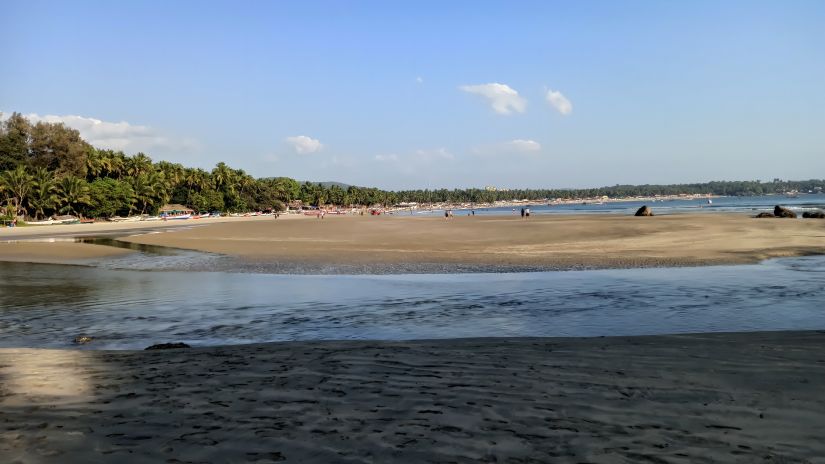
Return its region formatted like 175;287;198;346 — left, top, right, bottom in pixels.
159;204;194;220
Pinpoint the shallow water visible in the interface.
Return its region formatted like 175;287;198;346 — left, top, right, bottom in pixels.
415;193;825;216
1;256;824;350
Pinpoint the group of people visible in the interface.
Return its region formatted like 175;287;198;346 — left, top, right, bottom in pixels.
520;207;531;218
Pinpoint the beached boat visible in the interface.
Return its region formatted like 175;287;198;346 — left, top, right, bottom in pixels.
26;215;80;226
163;213;191;220
25;219;58;226
159;204;194;220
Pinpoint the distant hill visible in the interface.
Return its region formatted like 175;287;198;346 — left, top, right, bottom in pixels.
310;181;353;189
258;178;354;189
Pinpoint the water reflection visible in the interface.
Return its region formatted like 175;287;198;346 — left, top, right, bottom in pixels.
76;237;182;255
1;257;824;350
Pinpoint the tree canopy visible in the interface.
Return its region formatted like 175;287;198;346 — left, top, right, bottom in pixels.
1;112;823;220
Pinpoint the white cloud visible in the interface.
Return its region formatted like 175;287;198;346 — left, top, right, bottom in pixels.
545;89;573;115
416;76;423;84
414;147;454;161
285;135;323;154
0;111;195;153
472;139;542;157
504;139;541;152
374;154;399;162
459;83;526;115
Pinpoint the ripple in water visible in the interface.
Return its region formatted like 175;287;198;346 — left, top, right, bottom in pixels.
1;256;824;349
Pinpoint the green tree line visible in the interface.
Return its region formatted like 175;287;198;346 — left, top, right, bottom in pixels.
0;113;343;219
2;112;823;220
392;179;825;205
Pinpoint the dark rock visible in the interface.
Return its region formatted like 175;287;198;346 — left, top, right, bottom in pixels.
144;342;191;350
73;335;94;344
773;205;797;218
802;211;825;219
754;212;775;218
634;205;654;217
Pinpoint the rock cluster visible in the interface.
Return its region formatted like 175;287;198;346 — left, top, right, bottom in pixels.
802;211;825;219
773;205;797;218
145;342;191;350
635;205;654;216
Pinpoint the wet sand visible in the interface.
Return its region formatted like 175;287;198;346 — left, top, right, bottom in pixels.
2;213;823;271
124;213;825;272
0;241;133;264
0;215;286;266
1;331;823;463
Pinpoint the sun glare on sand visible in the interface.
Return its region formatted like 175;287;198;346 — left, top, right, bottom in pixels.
1;350;94;404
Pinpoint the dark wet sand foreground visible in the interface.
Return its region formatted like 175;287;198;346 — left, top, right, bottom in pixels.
2;331;824;463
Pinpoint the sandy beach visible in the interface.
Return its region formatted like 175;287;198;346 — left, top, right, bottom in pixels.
0;215;285;266
2;331;823;463
4;213;822;271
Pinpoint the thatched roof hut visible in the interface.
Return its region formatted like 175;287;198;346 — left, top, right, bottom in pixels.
159;204;194;214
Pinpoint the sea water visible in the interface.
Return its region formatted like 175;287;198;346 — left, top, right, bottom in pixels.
1;256;824;350
413;193;825;216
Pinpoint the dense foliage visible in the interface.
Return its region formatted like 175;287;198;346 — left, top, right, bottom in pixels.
1;112;823;220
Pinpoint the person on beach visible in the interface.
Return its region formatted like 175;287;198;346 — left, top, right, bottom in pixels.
520;208;525;219
525;208;530;218
445;210;449;220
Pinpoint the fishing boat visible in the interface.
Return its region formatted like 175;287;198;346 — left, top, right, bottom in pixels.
27;215;80;226
163;213;191;220
159;204;194;220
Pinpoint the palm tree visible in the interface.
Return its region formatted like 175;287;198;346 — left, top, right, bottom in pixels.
57;176;91;218
151;171;171;209
85;150;104;179
130;171;168;214
183;168;208;192
211;162;235;193
107;152;126;179
29;167;57;219
0;166;34;218
236;172;256;196
156;161;184;189
125;153;153;177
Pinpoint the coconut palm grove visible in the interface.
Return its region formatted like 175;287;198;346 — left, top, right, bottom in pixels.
2;112;824;223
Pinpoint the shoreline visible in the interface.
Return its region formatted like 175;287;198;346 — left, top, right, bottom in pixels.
1;212;824;272
3;330;824;462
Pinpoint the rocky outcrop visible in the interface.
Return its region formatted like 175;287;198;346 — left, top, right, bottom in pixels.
145;342;191;350
773;205;797;218
73;335;93;344
754;212;775;218
635;205;654;217
802;211;825;219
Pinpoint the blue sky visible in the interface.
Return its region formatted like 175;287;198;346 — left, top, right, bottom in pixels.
2;1;823;189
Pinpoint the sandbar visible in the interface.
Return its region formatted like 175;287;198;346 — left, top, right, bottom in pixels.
126;214;825;272
2;213;823;271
